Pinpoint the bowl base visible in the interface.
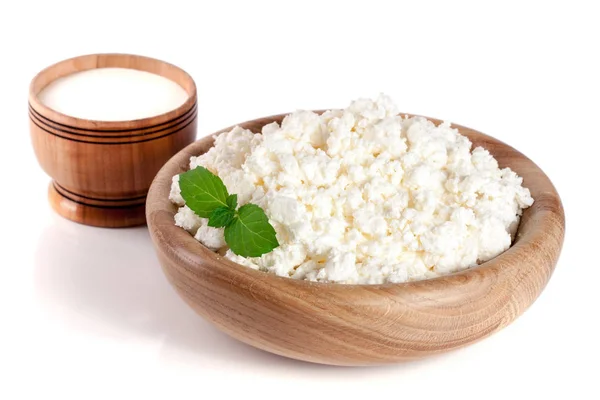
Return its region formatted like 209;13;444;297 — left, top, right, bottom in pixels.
48;182;146;228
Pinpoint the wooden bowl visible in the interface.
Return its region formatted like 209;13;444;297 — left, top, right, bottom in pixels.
29;53;197;227
146;113;565;366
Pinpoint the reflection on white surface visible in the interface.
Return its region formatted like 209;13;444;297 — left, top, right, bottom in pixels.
33;216;307;370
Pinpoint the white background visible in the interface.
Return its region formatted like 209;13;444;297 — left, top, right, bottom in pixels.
1;1;598;399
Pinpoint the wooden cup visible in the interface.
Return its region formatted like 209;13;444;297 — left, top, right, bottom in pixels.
29;53;197;227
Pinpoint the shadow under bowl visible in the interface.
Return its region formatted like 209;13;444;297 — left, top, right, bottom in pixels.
146;112;565;366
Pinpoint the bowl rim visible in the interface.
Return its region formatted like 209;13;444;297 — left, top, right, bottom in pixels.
146;111;565;291
28;53;197;132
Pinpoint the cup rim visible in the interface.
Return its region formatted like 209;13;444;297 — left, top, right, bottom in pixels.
28;53;197;133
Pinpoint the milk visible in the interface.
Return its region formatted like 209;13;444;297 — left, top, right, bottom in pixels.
38;68;189;121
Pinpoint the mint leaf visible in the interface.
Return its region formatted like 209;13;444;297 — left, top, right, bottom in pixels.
178;166;279;257
208;206;235;228
224;204;279;257
226;194;238;210
179;166;229;218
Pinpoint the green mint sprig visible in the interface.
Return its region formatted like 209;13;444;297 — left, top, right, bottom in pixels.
179;166;279;257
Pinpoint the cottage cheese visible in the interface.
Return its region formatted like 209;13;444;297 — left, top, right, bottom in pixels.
169;95;533;284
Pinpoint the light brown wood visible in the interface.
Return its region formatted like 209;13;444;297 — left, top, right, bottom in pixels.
146;112;565;366
29;53;198;227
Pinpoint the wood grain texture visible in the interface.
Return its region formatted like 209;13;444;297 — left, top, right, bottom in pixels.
146;113;565;365
29;53;197;227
